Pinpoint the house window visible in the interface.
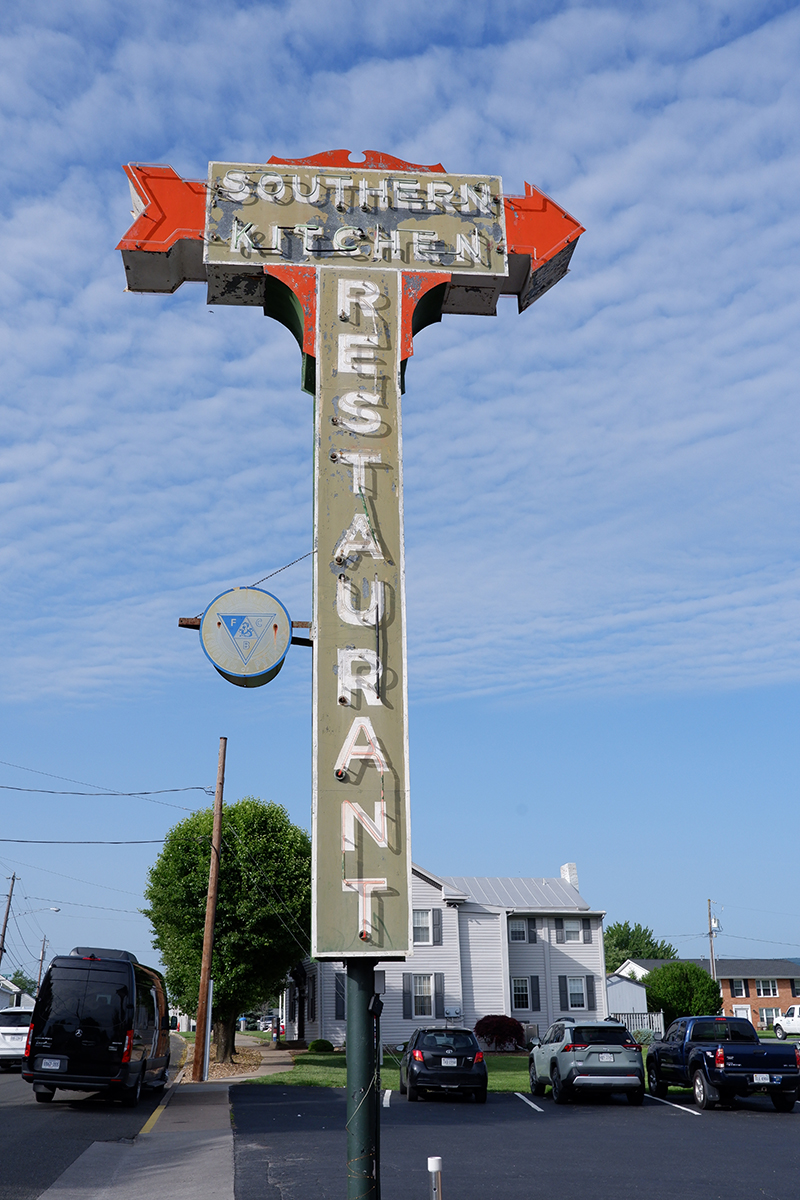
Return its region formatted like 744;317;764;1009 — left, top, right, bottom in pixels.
508;919;527;942
568;977;586;1008
756;979;778;997
413;975;432;1017
512;978;530;1009
759;1007;781;1027
731;979;745;998
564;919;582;943
413;910;431;944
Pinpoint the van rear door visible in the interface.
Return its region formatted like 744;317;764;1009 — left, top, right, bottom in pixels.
33;963;131;1078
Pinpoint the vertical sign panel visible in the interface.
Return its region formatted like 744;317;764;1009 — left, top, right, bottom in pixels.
312;267;411;957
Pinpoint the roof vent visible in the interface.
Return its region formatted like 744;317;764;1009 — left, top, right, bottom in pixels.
560;863;579;890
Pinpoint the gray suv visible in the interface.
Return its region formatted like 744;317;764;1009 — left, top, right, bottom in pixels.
529;1018;644;1104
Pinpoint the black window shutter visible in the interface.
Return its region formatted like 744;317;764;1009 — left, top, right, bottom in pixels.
527;918;537;944
555;918;565;944
402;973;413;1019
308;974;316;1022
434;973;445;1018
728;980;736;997
558;975;568;1009
432;908;442;945
374;970;385;994
791;980;798;998
334;973;346;1021
586;976;596;1010
582;918;592;944
744;980;750;998
530;976;541;1011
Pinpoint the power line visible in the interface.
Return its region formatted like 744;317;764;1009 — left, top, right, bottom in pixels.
0;785;210;800
0;839;163;845
0;855;140;897
28;896;140;914
0;757;210;811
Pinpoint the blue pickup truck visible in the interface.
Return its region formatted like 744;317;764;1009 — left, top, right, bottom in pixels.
646;1015;800;1111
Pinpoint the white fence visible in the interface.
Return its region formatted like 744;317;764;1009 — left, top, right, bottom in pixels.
611;1011;664;1035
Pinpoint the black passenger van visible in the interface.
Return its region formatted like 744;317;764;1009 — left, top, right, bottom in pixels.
22;947;170;1106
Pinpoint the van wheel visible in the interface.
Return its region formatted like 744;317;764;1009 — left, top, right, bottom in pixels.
122;1070;143;1108
774;1025;786;1040
35;1088;55;1103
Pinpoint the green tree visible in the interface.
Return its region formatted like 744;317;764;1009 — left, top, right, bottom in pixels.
143;797;311;1063
604;921;677;974
9;969;37;994
645;961;723;1028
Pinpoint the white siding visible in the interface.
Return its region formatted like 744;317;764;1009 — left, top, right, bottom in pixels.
458;905;505;1029
546;917;608;1019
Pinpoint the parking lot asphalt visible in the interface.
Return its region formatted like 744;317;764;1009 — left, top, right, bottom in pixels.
231;1084;800;1200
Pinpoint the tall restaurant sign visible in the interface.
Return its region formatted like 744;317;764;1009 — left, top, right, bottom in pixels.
117;150;584;962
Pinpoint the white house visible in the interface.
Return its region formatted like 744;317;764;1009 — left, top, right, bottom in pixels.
0;974;35;1008
284;862;608;1045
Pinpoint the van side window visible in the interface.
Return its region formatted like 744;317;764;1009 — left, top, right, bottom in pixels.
136;983;156;1030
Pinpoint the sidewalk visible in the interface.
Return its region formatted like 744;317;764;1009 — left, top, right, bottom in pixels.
38;1037;294;1200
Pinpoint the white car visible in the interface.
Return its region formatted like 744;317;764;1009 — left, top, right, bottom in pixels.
773;1006;800;1040
0;1008;34;1069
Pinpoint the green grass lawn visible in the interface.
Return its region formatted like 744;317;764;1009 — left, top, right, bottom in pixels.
251;1051;530;1092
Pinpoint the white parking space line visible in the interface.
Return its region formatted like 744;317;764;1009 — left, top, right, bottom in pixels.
515;1092;544;1113
383;1090;392;1108
645;1094;701;1115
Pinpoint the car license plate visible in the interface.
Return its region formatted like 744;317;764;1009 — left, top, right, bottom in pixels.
41;1058;61;1071
441;1057;457;1066
598;1053;615;1062
753;1073;770;1084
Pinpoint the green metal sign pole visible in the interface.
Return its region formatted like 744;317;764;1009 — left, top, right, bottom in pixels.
346;959;378;1200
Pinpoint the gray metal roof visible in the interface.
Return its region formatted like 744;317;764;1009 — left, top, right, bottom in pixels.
439;875;591;912
630;958;800;978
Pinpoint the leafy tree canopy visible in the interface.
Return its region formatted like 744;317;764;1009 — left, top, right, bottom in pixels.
8;969;37;994
143;797;311;1061
604;921;677;974
645;961;723;1028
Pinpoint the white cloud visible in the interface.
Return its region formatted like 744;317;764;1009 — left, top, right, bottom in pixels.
0;0;798;704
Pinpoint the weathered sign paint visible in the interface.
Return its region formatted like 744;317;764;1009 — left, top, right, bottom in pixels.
200;586;291;688
312;267;411;957
205;163;506;277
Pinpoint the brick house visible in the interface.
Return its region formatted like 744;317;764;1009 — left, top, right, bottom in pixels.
284;862;608;1046
618;957;800;1029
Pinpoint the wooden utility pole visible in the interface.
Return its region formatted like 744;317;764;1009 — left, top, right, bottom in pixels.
36;935;47;992
0;874;16;971
707;898;717;982
193;737;227;1082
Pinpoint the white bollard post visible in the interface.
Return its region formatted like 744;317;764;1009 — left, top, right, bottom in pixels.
428;1156;443;1200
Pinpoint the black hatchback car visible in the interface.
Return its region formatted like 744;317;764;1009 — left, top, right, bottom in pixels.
399;1027;488;1102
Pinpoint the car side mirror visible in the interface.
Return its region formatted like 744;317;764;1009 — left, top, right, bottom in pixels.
652;1033;662;1041
529;1038;541;1049
395;1044;405;1052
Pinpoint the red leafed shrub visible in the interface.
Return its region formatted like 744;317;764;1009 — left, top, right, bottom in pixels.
474;1015;525;1051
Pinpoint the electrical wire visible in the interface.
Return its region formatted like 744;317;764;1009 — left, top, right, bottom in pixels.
218;833;309;959
27;896;140;914
0;839;164;845
0;855;140;897
0;757;210;811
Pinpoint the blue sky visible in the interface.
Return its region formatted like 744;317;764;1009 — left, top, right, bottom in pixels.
1;0;799;983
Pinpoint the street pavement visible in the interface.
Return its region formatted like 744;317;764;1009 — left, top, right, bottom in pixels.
231;1084;800;1200
4;1039;800;1200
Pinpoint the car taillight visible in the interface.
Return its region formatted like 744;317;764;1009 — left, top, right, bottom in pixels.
561;1044;588;1053
474;1051;484;1063
412;1049;424;1061
795;1045;800;1069
625;1043;641;1052
121;1030;134;1063
24;1023;34;1058
715;1046;725;1068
